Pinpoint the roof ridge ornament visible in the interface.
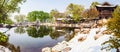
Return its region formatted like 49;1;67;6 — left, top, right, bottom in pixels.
102;2;111;6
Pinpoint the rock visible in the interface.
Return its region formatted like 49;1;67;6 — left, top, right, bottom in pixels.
96;30;100;34
52;49;59;52
74;29;80;33
80;28;90;34
97;20;104;27
102;19;107;24
94;34;103;40
92;23;97;28
0;45;11;52
102;30;111;34
62;47;71;52
42;47;51;52
52;41;68;52
78;36;87;42
94;34;99;40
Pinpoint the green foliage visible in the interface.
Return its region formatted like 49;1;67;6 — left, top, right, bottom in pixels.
81;8;99;19
14;26;26;34
90;2;100;8
50;9;59;18
0;0;26;24
4;18;13;25
81;2;99;20
103;6;120;52
81;9;89;18
27;26;52;38
14;14;26;23
0;32;8;43
27;11;50;22
50;9;67;18
107;6;120;37
27;11;37;22
38;11;50;22
66;3;84;22
101;37;120;52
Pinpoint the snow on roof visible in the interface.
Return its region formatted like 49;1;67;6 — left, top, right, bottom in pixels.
96;5;116;7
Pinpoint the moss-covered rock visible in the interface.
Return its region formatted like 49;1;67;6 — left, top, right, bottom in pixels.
0;32;8;44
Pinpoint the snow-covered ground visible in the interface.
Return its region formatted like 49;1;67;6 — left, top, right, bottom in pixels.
43;26;117;52
0;45;11;52
68;26;115;52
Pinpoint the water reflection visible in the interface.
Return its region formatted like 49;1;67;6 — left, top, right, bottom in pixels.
0;26;76;52
50;30;65;39
14;26;75;40
26;26;52;38
1;26;119;52
54;27;75;41
0;32;20;52
14;26;26;34
64;31;75;41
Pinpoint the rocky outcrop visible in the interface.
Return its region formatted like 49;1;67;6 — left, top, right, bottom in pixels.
74;29;80;33
52;41;68;52
0;45;11;52
78;36;87;42
42;41;70;52
42;26;112;52
42;47;51;52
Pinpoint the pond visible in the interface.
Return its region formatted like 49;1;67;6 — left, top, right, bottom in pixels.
0;26;75;52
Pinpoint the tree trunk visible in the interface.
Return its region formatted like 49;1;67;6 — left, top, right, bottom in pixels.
116;48;119;52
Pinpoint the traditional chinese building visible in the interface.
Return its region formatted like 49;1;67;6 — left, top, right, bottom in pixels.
96;2;117;19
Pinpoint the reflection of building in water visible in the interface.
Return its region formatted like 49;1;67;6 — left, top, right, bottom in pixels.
96;2;117;19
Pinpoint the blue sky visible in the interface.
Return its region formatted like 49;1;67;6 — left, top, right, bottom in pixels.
11;0;120;21
19;0;120;15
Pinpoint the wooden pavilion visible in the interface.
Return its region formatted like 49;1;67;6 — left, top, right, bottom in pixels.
96;2;117;19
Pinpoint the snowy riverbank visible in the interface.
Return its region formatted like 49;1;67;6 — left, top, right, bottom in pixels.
42;26;117;52
0;45;11;52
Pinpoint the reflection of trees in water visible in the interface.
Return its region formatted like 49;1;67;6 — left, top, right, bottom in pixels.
0;32;20;52
64;31;75;41
26;26;52;38
14;26;26;34
50;31;65;39
60;27;75;41
14;26;76;41
101;37;120;52
51;27;75;41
